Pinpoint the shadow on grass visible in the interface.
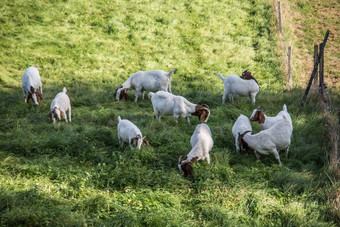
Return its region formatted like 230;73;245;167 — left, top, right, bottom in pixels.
0;187;85;226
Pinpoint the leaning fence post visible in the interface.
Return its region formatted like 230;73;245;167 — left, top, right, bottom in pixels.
319;42;325;95
287;46;292;90
301;30;330;105
313;44;319;90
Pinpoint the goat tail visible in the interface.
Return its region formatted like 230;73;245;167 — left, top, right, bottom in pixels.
168;68;176;79
62;87;67;93
117;116;121;122
217;72;224;80
35;64;39;68
282;104;287;112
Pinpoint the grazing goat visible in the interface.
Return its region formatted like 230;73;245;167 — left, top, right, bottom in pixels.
239;115;292;165
21;64;43;106
250;104;293;130
115;69;176;102
178;123;213;177
149;91;210;124
117;116;150;150
49;87;72;123
232;114;252;152
218;70;259;105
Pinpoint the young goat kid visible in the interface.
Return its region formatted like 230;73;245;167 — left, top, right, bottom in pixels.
218;70;259;105
49;87;71;123
239;115;292;165
232;114;252;153
117;116;150;150
178;123;213;177
115;69;176;102
250;104;293;130
149;91;210;124
21;64;43;106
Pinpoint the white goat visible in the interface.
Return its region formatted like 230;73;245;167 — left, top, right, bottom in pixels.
250;104;293;130
232;114;252;152
178;123;214;177
238;115;292;165
117;116;150;150
21;64;43;106
218;70;259;105
49;87;72;123
115;69;176;102
149;91;210;124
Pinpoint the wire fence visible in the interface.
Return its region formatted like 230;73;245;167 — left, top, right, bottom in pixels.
275;2;339;176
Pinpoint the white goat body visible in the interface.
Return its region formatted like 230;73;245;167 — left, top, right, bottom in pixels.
149;91;210;124
49;87;71;123
240;115;292;165
116;69;175;102
117;116;149;150
250;104;293;130
218;72;259;105
21;65;43;106
178;123;214;177
232;114;252;152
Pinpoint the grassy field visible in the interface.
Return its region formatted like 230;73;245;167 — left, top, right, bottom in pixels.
0;0;339;226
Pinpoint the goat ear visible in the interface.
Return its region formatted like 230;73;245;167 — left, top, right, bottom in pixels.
199;110;206;123
38;92;43;100
142;137;150;147
130;137;137;145
124;92;129;101
259;111;265;124
48;111;52;120
191;156;199;163
200;109;210;123
27;93;32;103
181;162;194;177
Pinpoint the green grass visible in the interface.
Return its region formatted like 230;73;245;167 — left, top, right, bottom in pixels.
0;0;339;226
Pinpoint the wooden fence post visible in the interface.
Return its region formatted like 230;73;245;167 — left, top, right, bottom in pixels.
278;1;282;33
319;42;325;95
313;44;319;90
301;30;330;105
287;46;292;90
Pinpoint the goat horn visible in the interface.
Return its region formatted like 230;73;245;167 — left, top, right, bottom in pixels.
202;104;209;109
130;137;137;145
178;156;183;164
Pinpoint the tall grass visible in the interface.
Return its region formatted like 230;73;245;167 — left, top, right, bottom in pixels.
0;0;339;226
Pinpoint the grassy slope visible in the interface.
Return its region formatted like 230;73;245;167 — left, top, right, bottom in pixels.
0;0;338;226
